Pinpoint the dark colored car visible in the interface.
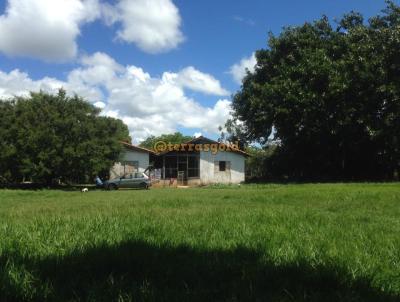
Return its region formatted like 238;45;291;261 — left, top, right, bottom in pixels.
103;172;151;190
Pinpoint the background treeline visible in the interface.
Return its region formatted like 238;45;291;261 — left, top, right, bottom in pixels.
230;1;400;182
0;90;130;185
139;132;193;150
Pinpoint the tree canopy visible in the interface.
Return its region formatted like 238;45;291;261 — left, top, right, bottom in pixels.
229;1;400;181
139;132;193;151
0;90;131;184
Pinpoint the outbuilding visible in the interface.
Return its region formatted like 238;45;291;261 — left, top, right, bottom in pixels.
109;142;155;179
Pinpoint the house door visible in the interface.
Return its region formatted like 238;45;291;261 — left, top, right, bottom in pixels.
177;171;186;186
178;156;188;185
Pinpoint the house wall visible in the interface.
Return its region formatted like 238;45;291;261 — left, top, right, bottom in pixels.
110;150;149;179
151;178;202;188
200;150;245;184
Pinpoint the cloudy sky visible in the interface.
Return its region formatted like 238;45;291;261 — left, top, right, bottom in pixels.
0;0;386;142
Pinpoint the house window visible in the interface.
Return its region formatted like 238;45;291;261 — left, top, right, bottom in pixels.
215;161;230;172
165;155;178;178
188;154;200;178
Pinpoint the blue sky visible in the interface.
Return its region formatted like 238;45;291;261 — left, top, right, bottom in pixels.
0;0;389;142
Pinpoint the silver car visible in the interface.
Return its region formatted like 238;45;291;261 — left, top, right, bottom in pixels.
104;172;151;190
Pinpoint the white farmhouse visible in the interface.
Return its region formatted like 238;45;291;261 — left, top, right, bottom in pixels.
110;136;248;186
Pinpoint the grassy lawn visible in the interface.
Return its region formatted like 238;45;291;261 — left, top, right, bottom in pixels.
0;183;400;301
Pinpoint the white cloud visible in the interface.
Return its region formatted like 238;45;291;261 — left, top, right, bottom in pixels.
229;52;257;84
105;0;184;54
233;15;255;26
0;52;231;142
0;0;184;60
81;52;123;72
0;69;64;98
94;101;106;109
168;66;229;96
0;0;101;61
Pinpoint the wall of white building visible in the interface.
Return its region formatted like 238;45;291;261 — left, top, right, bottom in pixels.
200;150;245;184
110;150;149;179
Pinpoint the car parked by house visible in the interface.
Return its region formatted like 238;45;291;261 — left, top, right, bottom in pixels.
103;172;151;190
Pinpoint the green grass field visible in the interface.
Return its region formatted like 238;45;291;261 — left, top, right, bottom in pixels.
0;183;400;301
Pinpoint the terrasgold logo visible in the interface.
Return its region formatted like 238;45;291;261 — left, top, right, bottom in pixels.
154;141;240;154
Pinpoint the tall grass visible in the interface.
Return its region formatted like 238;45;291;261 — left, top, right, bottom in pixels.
0;183;400;301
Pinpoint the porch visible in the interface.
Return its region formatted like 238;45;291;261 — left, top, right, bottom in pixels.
151;151;200;186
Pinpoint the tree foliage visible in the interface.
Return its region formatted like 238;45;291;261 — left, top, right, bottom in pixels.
245;145;278;181
0;90;131;184
139;132;193;150
230;1;400;181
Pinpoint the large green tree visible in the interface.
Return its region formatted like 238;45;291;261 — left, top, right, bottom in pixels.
0;90;131;184
139;132;193;151
230;1;400;181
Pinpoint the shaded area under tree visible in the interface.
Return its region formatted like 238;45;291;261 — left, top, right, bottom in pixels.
1;240;399;302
